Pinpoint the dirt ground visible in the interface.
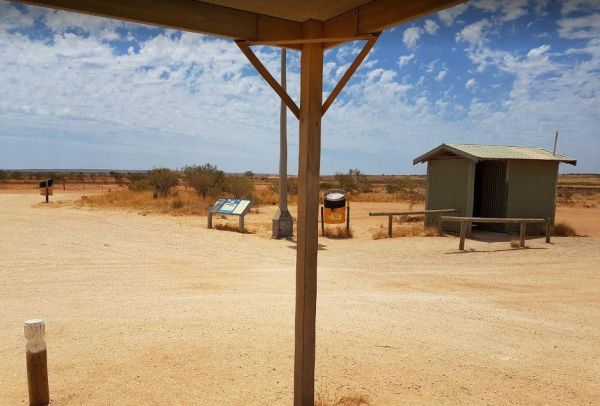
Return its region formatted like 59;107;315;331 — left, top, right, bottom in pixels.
1;192;599;405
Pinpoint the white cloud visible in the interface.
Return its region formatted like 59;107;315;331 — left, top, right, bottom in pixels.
465;78;476;90
558;14;600;39
471;0;528;22
527;44;551;58
437;3;469;26
397;53;415;67
435;70;447;81
403;27;423;49
455;19;492;47
561;0;600;15
424;19;439;35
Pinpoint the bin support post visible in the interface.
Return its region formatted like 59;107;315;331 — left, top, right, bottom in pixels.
459;221;467;250
520;222;526;248
25;319;49;406
239;214;244;233
545;218;551;243
346;205;350;236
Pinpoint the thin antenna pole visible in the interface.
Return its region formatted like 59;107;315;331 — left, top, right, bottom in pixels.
553;131;559;155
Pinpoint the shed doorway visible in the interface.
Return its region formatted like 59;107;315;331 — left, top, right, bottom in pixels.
473;161;507;231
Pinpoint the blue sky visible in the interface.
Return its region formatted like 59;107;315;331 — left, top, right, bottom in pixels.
0;0;598;174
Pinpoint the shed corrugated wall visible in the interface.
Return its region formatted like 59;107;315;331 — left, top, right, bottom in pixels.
505;160;559;231
425;159;475;231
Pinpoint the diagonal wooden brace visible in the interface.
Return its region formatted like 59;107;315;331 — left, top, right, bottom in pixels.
322;34;380;115
236;41;300;119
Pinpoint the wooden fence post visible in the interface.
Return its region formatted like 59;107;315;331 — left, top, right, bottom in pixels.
459;221;467;250
545;218;551;243
25;319;49;406
388;215;393;238
519;222;526;248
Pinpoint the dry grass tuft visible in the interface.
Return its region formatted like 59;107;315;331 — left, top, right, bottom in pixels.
323;226;353;239
76;190;209;216
213;222;251;234
394;214;424;224
553;221;578;236
372;225;439;239
510;240;521;249
315;391;370;406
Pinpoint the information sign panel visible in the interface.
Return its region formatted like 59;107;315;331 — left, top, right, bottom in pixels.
210;198;251;215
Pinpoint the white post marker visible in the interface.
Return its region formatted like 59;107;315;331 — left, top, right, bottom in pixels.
24;319;49;406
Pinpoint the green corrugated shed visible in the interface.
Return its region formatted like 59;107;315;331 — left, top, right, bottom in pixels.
414;144;576;233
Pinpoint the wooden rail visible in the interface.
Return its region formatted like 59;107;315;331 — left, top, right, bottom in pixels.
369;209;456;237
440;216;552;250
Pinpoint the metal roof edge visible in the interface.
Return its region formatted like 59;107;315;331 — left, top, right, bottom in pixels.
412;143;479;165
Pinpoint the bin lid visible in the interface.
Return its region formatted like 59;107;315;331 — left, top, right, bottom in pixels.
324;190;346;201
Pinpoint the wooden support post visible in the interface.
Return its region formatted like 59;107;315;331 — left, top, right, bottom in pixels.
459;221;466;250
545;218;551;243
520;222;526;248
388;215;393;238
207;212;213;229
239;215;244;233
294;19;323;406
24;319;49;406
45;186;49;204
438;215;443;236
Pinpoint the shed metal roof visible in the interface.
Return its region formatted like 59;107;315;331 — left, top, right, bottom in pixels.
413;143;577;165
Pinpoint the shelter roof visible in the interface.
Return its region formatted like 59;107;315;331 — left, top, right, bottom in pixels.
18;0;465;44
413;143;577;165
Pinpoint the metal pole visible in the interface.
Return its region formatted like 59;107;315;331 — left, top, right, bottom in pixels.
553;131;559;155
272;48;293;238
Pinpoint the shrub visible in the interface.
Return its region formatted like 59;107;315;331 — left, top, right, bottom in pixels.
183;164;225;200
127;175;150;192
244;170;254;177
224;175;254;199
171;199;185;209
510;240;521;249
553;221;578;236
334;169;371;193
270;177;298;196
146;168;179;198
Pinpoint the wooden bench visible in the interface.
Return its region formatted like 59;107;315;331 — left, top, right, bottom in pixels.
369;209;457;237
440;216;552;250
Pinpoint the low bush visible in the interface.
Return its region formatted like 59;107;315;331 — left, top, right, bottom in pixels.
553;221;578;236
372;225;439;239
315;391;370;406
323;226;353;239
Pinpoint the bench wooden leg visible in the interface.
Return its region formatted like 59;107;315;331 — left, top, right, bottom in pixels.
520;223;526;247
459;222;466;250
